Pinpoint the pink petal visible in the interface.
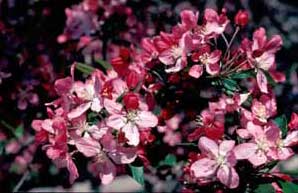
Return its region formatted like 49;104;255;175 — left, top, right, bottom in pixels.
277;147;293;160
206;62;220;75
248;151;267;166
247;121;264;139
265;35;282;54
165;58;184;73
67;102;92;120
198;136;219;158
74;137;101;157
99;159;116;185
256;70;268;94
283;131;298;146
233;143;257;159
122;123;140;146
219;140;235;156
252;27;267;50
109;146;137;164
106;114;126;130
41;119;54;134
217;166;239;189
189;65;203;79
136;111;158;128
66;155;79;184
190;158;217;178
104;99;123;114
180;10;199;29
159;49;175;66
236;129;251;139
90;97;102;112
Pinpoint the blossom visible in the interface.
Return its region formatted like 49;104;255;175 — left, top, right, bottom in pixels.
234;121;274;166
190;137;239;189
106;99;158;146
157;32;193;73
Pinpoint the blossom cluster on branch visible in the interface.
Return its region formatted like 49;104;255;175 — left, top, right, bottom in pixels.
31;5;298;193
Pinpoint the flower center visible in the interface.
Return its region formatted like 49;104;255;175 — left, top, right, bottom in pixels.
172;46;183;59
126;110;138;123
216;154;226;166
256;104;267;121
199;53;209;65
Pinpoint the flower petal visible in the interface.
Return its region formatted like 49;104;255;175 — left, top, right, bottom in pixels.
122;123;140;146
256;70;268;93
189;64;203;79
68;102;92;120
198;136;219;158
217;166;239;189
219;140;235;156
136;111;158;128
106;114;126;130
190;158;217;178
233;143;257;160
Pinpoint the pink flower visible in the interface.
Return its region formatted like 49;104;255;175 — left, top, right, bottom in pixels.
242;27;282;93
203;9;229;37
265;123;298;160
288;112;298;130
190;137;239;189
234;122;275;166
191;46;221;77
68;75;103;120
106;99;158;146
157;32;193;73
180;10;199;30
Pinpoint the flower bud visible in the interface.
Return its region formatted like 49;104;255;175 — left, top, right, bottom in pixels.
234;10;249;27
123;92;139;110
125;70;140;89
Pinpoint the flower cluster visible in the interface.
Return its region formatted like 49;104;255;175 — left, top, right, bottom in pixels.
32;64;158;184
32;6;298;193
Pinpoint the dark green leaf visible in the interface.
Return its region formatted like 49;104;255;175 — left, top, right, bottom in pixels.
253;183;275;193
229;70;254;79
95;59;112;70
163;154;177;166
15;124;24;139
129;164;144;186
262;70;277;87
279;181;298;193
222;78;239;93
76;62;95;75
274;115;288;138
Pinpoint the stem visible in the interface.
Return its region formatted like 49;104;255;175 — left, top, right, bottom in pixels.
224;26;240;59
13;170;30;192
176;143;197;147
221;33;229;48
0;120;17;138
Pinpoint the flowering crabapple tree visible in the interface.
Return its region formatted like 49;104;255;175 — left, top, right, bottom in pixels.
32;7;298;193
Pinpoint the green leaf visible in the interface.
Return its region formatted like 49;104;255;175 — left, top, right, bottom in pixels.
229;69;254;79
0;142;5;155
279;181;298;193
15;124;24;138
129;165;144;186
253;183;275;193
163;154;177;166
262;70;277;87
274;115;288;138
222;78;239;93
76;62;95;75
95;59;112;70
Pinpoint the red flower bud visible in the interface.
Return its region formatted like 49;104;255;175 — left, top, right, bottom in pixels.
123;92;139;110
234;10;249;27
125;70;140;89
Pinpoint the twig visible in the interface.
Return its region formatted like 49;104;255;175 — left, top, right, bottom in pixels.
13;170;30;193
